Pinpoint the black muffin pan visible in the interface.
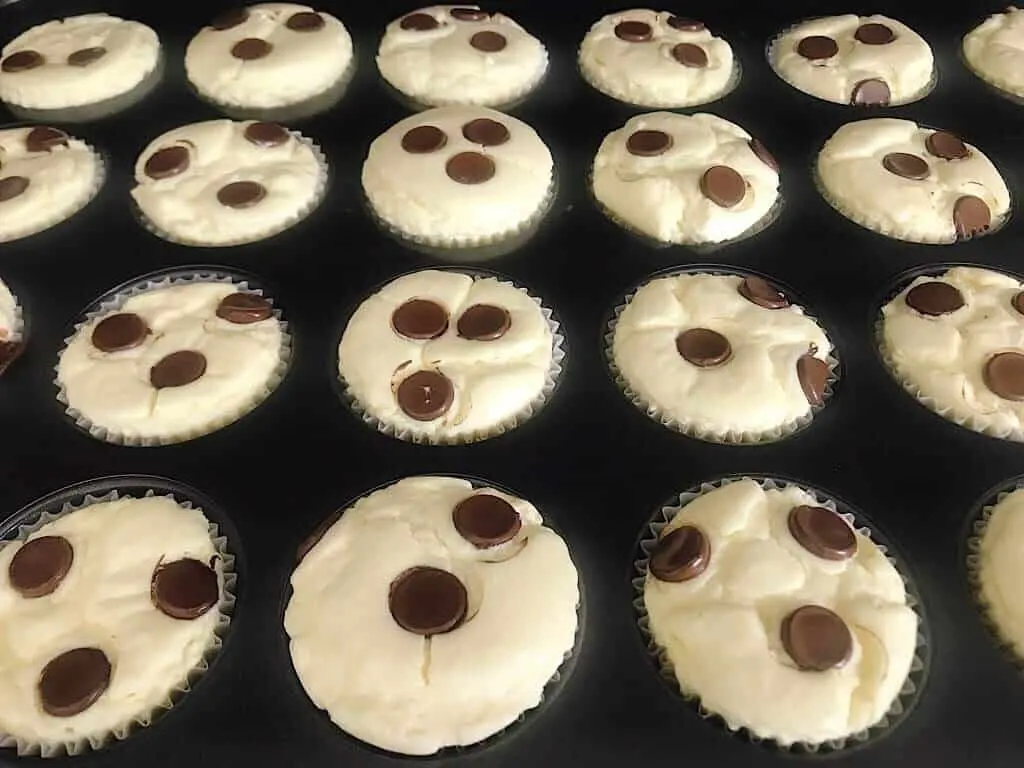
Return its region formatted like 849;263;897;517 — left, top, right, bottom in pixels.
0;0;1021;766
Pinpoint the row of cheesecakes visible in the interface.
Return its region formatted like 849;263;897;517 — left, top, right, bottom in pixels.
0;113;1011;247
2;7;1023;117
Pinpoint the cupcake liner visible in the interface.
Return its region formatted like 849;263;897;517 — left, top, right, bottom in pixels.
134;127;328;248
874;262;1024;442
336;267;565;445
603;266;839;445
632;474;930;754
55;266;293;446
0;280;27;376
0;476;237;758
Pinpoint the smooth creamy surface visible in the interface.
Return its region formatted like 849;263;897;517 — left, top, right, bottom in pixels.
362;106;553;245
644;480;917;745
285;476;579;755
0;279;17;341
592;112;780;244
0;14;160;109
963;7;1024;97
377;5;547;106
338;270;554;441
0;127;102;243
57;282;284;443
881;267;1024;438
979;488;1024;656
817;119;1010;243
771;14;933;105
186;4;352;108
0;496;223;748
612;273;829;439
131;119;323;246
579;9;735;107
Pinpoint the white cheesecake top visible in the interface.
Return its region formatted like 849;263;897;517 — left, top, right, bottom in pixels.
963;6;1024;97
979;488;1024;657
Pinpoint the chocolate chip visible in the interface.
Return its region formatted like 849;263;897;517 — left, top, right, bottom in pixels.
389;566;467;635
144;146;190;180
216;292;273;324
796;35;838;60
210;8;250;30
151;558;219;620
854;22;896;45
700;165;746;208
450;7;489;21
797;354;829;406
244;121;290;147
25;126;68;153
396;369;454;420
926;131;970;160
984;351;1024;400
296;511;341;563
667;16;705;31
391;299;449;340
453;494;521;548
781;605;852;671
672;42;708;68
1;50;44;72
401;125;447;153
285;11;325;31
788;505;857;561
882;152;929;180
904;281;964;316
445;151;495;184
470;31;506;52
0;176;29;203
400;12;439;31
953;195;991;239
9;536;73;598
67;47;106;66
739;276;789;309
150;350;207;389
626;129;672;157
457;304;511;340
217;180;267;208
676;328;731;367
231;38;273;60
615;21;653;42
1013;291;1024;316
649;525;710;582
91;312;150;352
0;341;24;375
749;138;779;172
38;648;111;717
462;118;509;146
851;78;890;106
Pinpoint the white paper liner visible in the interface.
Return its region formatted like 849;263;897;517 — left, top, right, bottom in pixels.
632;476;929;753
134;128;328;248
604;268;839;445
55;269;293;447
0;487;237;758
338;272;565;445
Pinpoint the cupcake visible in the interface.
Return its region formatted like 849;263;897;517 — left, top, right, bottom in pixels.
817;118;1010;244
337;269;562;444
185;4;353;121
377;5;547;108
878;265;1024;442
0;14;162;121
0;125;105;243
608;270;834;443
362;107;554;250
579;9;738;108
285;475;579;756
0;487;235;756
0;275;25;375
56;270;291;446
591;112;780;246
638;477;923;749
131;119;326;247
962;7;1024;101
769;14;934;106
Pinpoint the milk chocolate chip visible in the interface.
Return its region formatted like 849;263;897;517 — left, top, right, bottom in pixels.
402;125;447;153
904;281;964;316
244;121;290;147
453;494;521;548
676;328;731;367
700;165;746;208
231;38;273;60
796;35;838;60
26;126;69;153
781;605;853;671
627;129;672;157
615;21;653;42
984;352;1024;401
217;180;267;208
216;293;273;324
150;350;207;389
144;146;190;180
462;118;509;146
445;152;495;184
749;138;779;172
1012;291;1024;316
38;648;111;717
649;525;710;582
400;12;439;31
797;353;829;406
457;304;510;340
391;299;449;340
882;152;929;180
672;42;708;68
0;341;24;374
851;78;890;106
9;536;74;598
953;195;991;239
926;131;969;160
854;22;896;45
0;176;29;203
788;505;857;561
389;566;467;635
67;47;106;66
450;7;489;20
470;31;506;52
667;16;705;31
739;276;789;309
151;558;219;619
396;370;454;420
210;8;250;30
1;50;44;72
285;11;325;31
91;313;150;352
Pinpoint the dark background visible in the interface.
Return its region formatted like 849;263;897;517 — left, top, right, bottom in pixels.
0;0;1022;765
